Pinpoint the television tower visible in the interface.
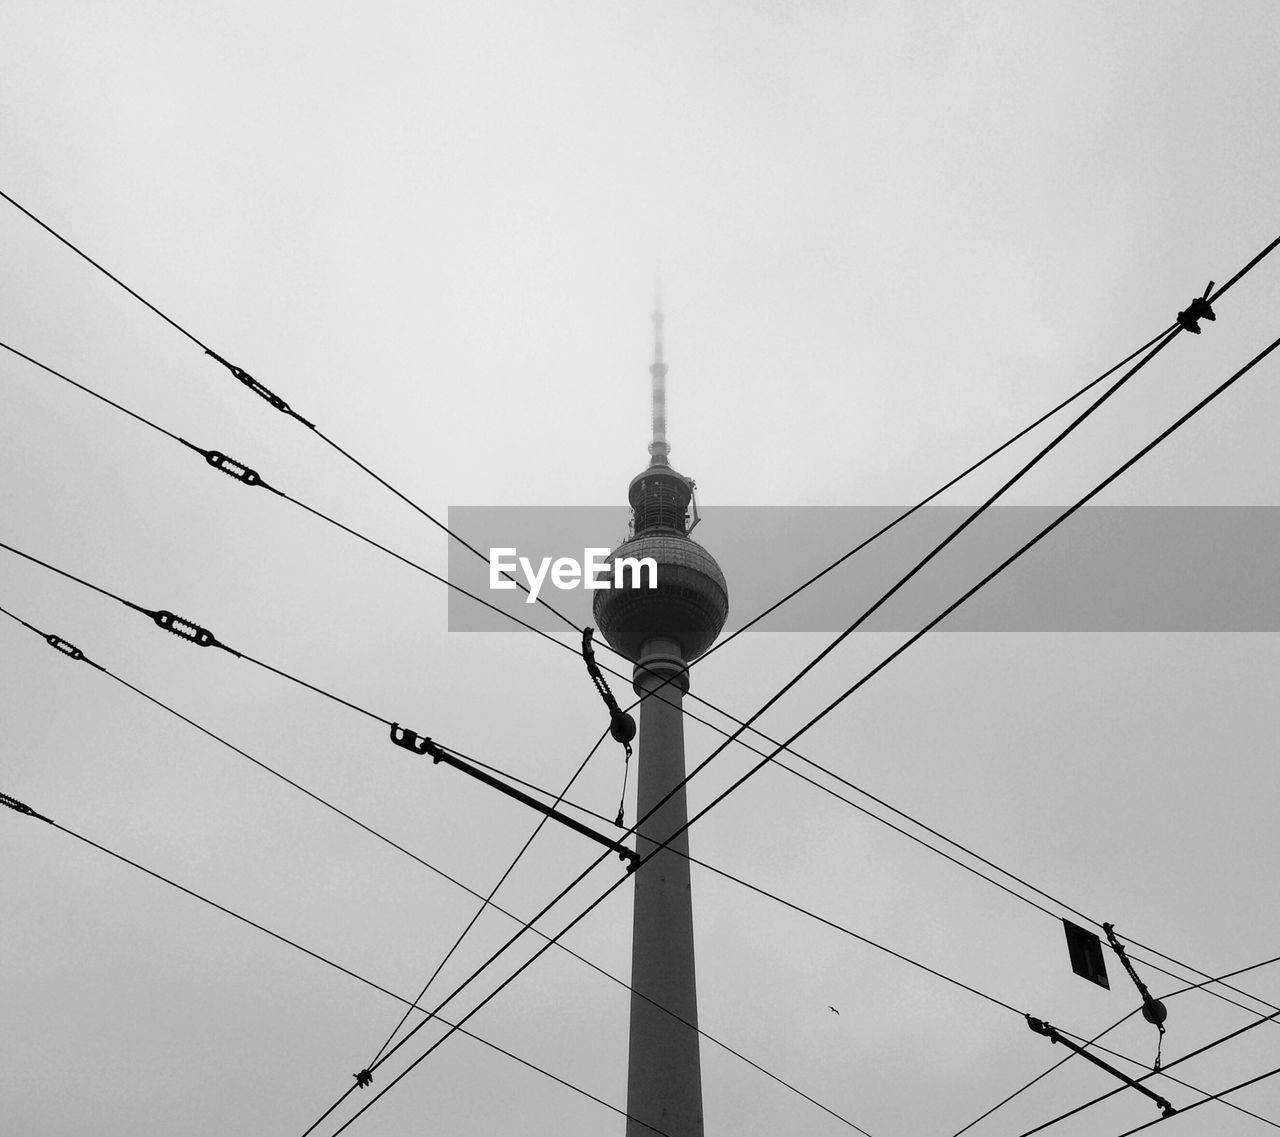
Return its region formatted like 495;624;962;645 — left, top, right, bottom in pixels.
594;300;729;1136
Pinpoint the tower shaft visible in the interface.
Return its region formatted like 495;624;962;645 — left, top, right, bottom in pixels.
626;638;703;1137
597;303;726;1135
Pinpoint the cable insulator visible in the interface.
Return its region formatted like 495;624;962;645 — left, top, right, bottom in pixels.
390;722;432;755
1;790;37;815
44;633;84;661
1104;921;1169;1070
205;348;315;427
150;609;220;648
0;790;50;822
582;628;635;759
1176;282;1216;334
201;448;263;487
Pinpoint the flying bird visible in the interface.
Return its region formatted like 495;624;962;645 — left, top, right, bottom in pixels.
828;1006;840;1015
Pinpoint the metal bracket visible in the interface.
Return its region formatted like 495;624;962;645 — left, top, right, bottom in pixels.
420;736;638;871
1025;1015;1175;1117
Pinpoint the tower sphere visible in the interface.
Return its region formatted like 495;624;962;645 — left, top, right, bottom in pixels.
593;464;728;663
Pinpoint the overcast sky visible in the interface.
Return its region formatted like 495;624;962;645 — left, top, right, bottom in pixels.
3;3;1280;1135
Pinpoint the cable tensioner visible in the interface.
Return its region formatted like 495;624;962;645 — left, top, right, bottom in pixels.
44;633;84;661
200;447;264;487
205;348;315;427
148;609;233;652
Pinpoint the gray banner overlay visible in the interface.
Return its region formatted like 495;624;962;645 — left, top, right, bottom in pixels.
446;507;1279;633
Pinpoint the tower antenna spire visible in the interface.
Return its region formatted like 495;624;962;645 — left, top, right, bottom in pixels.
648;279;669;467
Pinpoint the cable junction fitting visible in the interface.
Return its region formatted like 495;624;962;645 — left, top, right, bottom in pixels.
44;633;85;661
204;348;315;427
145;608;239;655
185;442;265;488
1024;1014;1175;1117
389;723;432;755
1176;282;1216;334
389;724;638;870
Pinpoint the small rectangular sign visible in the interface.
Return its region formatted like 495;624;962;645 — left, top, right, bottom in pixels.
1063;919;1110;988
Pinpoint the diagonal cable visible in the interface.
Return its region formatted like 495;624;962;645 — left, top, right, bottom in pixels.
311;326;1280;1134
5;332;1273;1022
0;602;865;1135
0;791;672;1137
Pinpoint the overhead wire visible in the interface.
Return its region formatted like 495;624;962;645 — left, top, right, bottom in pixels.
0;340;582;644
364;726;610;1069
0;602;604;927
8;315;1277;1133
0;187;585;634
0;341;1127;967
1110;1063;1280;1137
11;191;1277;913
2;325;1243;1014
308;323;1280;1133
11;308;1264;1135
2;330;1266;1024
680;821;1280;1131
1018;1008;1280;1136
657;329;1280;1005
0;540;621;827
135;268;1280;1121
769;739;1280;1021
299;318;1184;1132
691;328;1172;666
3;185;1276;666
952;1010;1142;1137
696;229;1274;676
0;789;673;1137
954;953;1280;1137
0;704;1143;1137
0;603;866;1136
6;188;1279;859
8;187;1280;1128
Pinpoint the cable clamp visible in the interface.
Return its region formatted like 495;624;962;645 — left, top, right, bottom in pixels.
44;633;85;661
205;349;315;427
390;723;432;755
1024;1014;1053;1039
1176;282;1216;334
